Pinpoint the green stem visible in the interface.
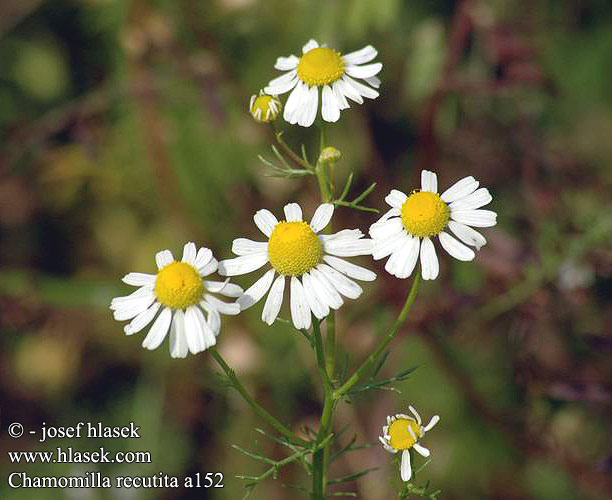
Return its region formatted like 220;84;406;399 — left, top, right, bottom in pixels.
210;348;308;447
271;125;312;170
325;313;336;381
334;271;422;399
312;122;336;499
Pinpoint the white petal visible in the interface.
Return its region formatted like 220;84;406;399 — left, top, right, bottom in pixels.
301;273;329;319
262;274;285;325
155;250;173;270
283;81;307;123
110;286;153;308
394;235;420;279
420;237;439;280
204;295;240;316
440;176;479;203
421;170;438;193
309;269;343;310
290;276;311;329
372;230;406;260
284;202;303;222
237;269;275;310
142;307;172;350
321;84;340;122
448;221;487;250
342;45;377;65
449;187;492;210
268;69;297;88
413;443;430;458
310;203;334;233
201;301;221;336
323;237;372;257
265;73;298;95
364;75;381;88
122;272;156;287
274;55;299;71
384;234;410;277
197;306;217;351
332;81;350;110
323;255;376;281
302;39;319;54
169;309;188;358
336;77;363;104
450;209;497;227
345;62;382;79
385;189;408;209
124;301;161;335
112;290;156;321
423;415;440;432
232;238;268;256
204;280;243;297
298;85;318;127
317;264;362;299
199;257;218;277
320;228;363;242
408;405;422;424
194;247;213;269
181;242;197;265
254;209;279;237
400;450;412;481
369;217;403;240
342;74;379;100
218;253;268;276
373;207;400;225
439;231;475;261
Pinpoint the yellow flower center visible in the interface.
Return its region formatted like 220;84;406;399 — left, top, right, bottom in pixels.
401;191;450;238
154;262;204;310
268;221;323;276
388;418;423;450
250;95;279;123
297;47;345;86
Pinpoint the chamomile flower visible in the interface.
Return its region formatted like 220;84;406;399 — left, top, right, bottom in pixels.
370;170;497;280
379;406;440;482
249;90;281;123
110;242;242;358
218;203;375;330
264;39;382;127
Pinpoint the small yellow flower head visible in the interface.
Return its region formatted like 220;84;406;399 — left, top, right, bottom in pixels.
267;221;323;276
379;405;440;482
154;261;204;310
297;47;345;86
249;91;281;123
401;191;450;238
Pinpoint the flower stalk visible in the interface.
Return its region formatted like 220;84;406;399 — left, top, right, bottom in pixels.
210;348;308;447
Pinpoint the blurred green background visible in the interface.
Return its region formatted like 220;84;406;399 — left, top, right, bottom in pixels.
1;0;612;498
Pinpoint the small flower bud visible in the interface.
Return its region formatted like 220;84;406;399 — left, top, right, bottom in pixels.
317;146;341;166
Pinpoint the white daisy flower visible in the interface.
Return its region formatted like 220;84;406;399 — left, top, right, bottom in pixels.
249;90;281;123
379;406;440;482
370;170;497;280
218;203;376;330
264;39;382;127
109;242;242;358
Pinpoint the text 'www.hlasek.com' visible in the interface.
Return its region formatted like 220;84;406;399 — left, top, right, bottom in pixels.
5;421;224;490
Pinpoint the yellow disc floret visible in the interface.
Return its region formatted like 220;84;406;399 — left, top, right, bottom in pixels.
268;221;323;276
401;191;450;238
154;262;204;310
297;47;345;86
388;418;423;450
250;93;281;123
